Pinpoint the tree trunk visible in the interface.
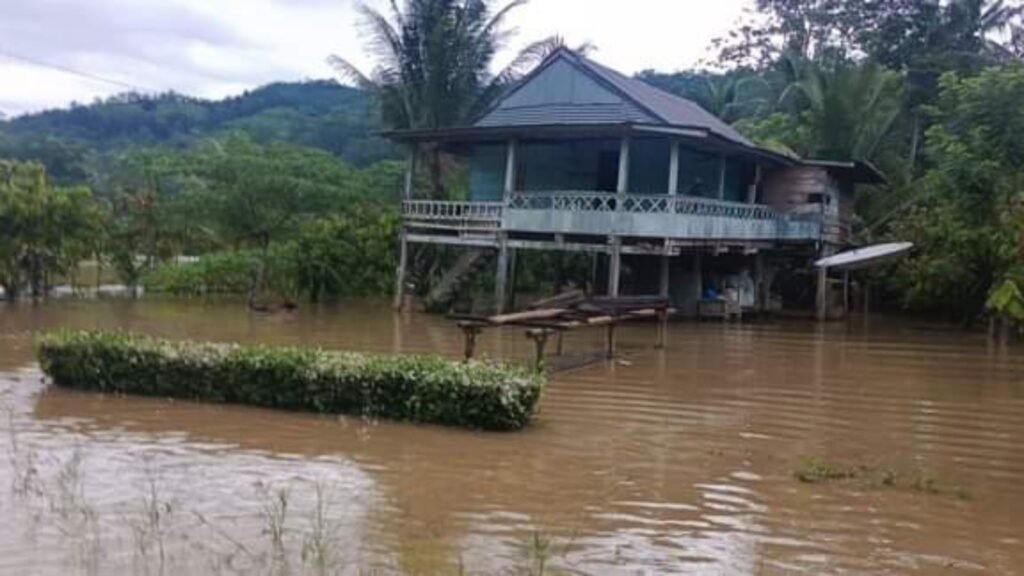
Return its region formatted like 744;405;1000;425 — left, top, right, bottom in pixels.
906;110;921;182
248;236;271;310
29;253;43;300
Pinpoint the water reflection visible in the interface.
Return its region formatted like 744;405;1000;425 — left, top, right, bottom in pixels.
1;298;1023;574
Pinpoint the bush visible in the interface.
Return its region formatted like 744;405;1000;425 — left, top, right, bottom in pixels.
293;208;398;301
142;251;255;295
36;330;545;431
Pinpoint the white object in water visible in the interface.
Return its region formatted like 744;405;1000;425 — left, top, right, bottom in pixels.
814;242;914;271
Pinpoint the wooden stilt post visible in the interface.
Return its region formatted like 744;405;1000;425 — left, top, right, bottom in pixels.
460;324;482;361
507;247;518;312
843;270;850;319
394;147;416;312
657;248;671;350
694;251;704;317
393;232;408;310
659;253;671;298
606;322;617;360
526;330;551;371
610;135;629;301
495;234;510;314
754;251;766;314
816;266;828;322
494;138;516;315
656;309;668;349
608;237;622;297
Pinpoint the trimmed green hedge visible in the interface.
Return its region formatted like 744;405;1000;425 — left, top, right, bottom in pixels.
36;331;545;431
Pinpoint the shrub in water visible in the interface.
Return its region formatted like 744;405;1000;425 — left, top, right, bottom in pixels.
36;331;545;431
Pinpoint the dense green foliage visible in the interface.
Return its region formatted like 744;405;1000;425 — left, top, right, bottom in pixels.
0;138;404;303
0;160;103;298
142;252;259;296
294;209;400;300
891;66;1024;320
142;205;399;301
37;330;545;431
640;0;1024;322
0;82;397;184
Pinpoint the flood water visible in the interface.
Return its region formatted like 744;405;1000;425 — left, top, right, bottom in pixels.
1;298;1023;575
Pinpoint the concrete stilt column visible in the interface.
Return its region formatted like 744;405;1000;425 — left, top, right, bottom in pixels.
494;235;510;314
608;237;622;297
393;232;408;310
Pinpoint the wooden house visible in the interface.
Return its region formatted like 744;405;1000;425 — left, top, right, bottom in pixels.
386;48;884;316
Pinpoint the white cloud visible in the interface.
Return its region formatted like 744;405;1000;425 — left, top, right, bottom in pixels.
0;0;751;116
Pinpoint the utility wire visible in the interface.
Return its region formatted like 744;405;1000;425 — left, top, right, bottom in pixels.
0;47;158;93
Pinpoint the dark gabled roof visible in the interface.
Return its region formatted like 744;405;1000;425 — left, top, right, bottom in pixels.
471;48;754;148
380;49;886;186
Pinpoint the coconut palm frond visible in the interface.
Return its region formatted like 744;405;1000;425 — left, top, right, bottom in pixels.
326;56;377;90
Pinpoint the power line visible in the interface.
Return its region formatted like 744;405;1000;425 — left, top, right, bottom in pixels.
0;47;158;93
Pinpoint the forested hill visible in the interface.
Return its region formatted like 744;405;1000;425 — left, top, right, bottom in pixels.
0;80;398;182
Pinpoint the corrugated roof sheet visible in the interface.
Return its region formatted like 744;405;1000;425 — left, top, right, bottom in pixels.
472;48;754;148
475;102;654;127
575;54;755;148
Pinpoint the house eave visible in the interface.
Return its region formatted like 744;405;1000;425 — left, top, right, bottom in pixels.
381;122;794;167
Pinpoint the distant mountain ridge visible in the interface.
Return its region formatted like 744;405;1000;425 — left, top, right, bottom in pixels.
0;80;397;182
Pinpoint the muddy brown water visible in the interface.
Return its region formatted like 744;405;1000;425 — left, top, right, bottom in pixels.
1;298;1023;575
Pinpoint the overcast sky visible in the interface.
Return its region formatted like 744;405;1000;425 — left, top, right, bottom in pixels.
0;0;753;117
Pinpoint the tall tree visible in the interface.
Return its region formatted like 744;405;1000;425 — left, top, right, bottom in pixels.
890;66;1024;321
638;70;771;124
185;135;363;307
0;160;101;299
779;60;905;162
328;0;549;199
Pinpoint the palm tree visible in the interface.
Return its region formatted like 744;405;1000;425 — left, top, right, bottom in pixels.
939;0;1024;62
329;0;568;199
780;60;904;164
695;74;771;124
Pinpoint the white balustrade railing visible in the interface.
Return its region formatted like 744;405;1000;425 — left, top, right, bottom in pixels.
402;193;823;241
507;191;788;221
402;200;503;228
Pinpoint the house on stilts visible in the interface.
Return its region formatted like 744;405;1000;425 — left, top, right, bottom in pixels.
387;48;884;318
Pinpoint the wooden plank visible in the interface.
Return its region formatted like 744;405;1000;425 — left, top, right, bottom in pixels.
527;290;585;310
488;308;567;325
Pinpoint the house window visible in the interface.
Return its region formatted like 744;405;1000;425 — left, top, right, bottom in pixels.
676;148;720;198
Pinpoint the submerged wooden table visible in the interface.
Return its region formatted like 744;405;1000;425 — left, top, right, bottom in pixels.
450;292;673;370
